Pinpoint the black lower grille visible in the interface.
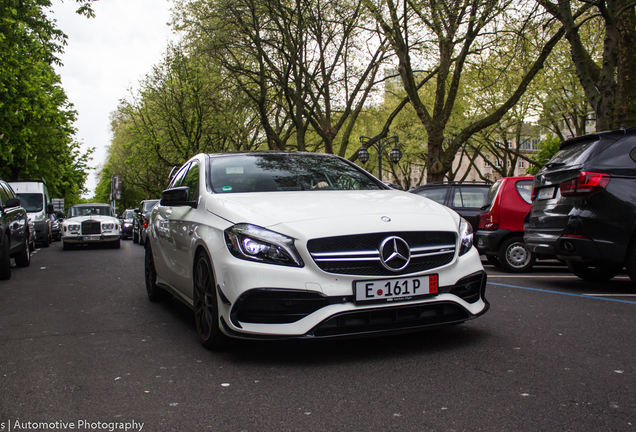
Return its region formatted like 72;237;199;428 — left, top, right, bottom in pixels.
309;302;470;337
232;289;332;324
81;220;101;235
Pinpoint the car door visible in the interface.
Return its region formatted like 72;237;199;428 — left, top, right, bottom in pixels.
168;160;201;295
153;164;189;287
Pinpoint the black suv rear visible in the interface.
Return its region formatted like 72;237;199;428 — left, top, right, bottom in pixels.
409;181;491;231
525;127;636;282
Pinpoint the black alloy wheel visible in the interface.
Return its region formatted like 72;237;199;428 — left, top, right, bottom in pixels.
193;252;227;350
566;260;623;282
145;243;170;302
14;236;30;267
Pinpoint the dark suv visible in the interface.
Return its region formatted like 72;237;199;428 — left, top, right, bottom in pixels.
409;181;491;230
525;127;636;282
0;179;31;279
132;199;159;245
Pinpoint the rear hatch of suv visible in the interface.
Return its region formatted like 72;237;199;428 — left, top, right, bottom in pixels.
525;129;636;261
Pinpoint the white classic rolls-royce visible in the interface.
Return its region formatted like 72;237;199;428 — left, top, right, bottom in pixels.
61;204;121;250
145;152;489;349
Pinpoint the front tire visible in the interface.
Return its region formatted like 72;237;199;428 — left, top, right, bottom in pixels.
566;260;622;282
145;242;170;302
498;237;536;273
41;227;51;248
193;252;227;350
14;236;30;267
486;254;501;268
0;234;11;280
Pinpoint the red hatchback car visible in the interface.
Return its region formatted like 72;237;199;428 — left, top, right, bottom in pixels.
475;176;535;272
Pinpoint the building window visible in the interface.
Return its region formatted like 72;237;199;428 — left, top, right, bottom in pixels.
519;160;525;168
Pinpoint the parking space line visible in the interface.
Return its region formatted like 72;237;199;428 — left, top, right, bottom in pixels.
487;274;630;279
488;282;636;305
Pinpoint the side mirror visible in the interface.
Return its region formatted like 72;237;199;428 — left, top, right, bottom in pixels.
47;204;55;214
160;186;197;209
5;198;21;209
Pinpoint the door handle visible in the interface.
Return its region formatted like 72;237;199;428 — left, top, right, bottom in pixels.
165;210;172;217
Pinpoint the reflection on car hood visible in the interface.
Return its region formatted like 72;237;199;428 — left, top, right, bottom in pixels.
64;215;118;223
207;190;459;237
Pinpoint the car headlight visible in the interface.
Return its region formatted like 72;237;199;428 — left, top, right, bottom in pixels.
224;224;304;267
67;224;80;231
459;217;473;256
102;223;114;230
34;213;46;221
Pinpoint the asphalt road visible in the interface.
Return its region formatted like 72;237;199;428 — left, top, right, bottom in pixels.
1;241;635;431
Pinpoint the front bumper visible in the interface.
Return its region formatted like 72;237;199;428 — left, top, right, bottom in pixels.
221;271;488;339
211;245;488;340
121;223;133;236
63;234;120;243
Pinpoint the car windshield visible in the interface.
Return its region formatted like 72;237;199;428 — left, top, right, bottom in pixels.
68;206;114;217
16;193;43;212
209;153;383;193
123;210;135;219
143;200;159;212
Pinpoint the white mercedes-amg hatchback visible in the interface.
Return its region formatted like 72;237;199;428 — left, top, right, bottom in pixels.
145;152;489;349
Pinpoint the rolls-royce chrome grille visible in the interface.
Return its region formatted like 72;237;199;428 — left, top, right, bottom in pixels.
81;220;101;235
307;232;456;276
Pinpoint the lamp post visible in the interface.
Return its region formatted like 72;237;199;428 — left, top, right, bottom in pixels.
358;136;402;181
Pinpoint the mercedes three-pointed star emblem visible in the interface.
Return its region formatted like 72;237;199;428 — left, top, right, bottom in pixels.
379;236;411;272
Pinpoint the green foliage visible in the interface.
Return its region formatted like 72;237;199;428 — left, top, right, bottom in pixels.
526;135;561;175
0;0;95;204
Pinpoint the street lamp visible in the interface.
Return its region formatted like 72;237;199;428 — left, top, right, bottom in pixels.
358;136;402;181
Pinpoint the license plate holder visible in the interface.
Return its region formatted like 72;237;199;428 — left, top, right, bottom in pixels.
537;187;555;200
354;275;438;303
82;235;100;241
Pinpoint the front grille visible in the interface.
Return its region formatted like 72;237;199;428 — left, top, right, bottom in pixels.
81;220;101;235
309;302;470;337
307;232;456;276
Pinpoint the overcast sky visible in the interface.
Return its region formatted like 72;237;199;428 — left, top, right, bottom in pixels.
49;0;176;197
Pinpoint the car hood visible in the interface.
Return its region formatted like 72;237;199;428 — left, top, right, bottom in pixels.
207;190;460;238
63;215;118;223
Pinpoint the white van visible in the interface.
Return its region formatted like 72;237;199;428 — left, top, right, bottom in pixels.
9;181;53;247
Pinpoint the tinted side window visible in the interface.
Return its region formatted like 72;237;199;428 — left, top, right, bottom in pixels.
0;184;10;206
182;161;200;199
169;163;190;188
516;180;533;204
452;187;489;208
414;188;449;204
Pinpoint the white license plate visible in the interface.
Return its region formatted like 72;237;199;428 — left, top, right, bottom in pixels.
537;187;555;200
354;275;438;303
82;235;100;241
